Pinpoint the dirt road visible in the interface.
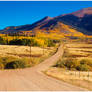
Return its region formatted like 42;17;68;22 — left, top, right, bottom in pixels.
0;44;87;91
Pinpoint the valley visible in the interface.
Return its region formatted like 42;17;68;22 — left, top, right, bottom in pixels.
0;4;92;91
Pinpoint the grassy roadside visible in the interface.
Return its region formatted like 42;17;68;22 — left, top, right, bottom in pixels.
45;43;92;91
45;67;91;90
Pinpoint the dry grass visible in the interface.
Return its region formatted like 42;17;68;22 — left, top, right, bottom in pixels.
0;45;54;58
64;43;92;60
45;43;92;90
45;67;92;90
0;45;56;67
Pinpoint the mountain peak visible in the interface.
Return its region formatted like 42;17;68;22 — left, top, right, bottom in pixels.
83;7;92;10
71;7;92;18
43;16;52;20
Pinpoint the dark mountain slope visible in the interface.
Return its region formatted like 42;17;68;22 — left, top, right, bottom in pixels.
0;16;52;33
54;7;92;35
0;7;92;35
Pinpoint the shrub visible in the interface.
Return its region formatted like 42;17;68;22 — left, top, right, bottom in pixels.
0;58;5;69
8;38;42;46
9;39;23;45
53;59;66;68
30;38;38;46
0;62;4;69
80;59;92;67
47;39;55;47
80;59;89;65
54;58;80;70
65;59;73;69
53;40;60;43
21;39;31;46
76;64;91;71
54;58;92;71
0;37;7;45
58;60;66;68
5;60;26;69
64;58;80;70
0;56;34;70
1;56;17;66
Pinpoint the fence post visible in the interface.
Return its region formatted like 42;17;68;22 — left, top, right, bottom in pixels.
79;71;80;78
75;70;76;77
87;70;90;89
88;70;89;80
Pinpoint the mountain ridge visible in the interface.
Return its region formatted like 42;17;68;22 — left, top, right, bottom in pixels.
0;7;92;36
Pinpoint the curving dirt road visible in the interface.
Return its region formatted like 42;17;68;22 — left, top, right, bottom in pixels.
0;44;87;91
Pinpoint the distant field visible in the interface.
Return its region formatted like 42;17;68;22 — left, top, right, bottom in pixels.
0;45;54;58
65;43;92;59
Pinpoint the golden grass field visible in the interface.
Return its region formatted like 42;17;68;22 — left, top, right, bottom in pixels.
46;67;92;90
45;43;92;90
0;45;56;66
0;45;54;57
65;43;92;59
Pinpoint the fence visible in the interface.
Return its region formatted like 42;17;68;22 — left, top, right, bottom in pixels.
63;69;92;81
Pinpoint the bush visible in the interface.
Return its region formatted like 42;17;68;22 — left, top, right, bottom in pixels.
0;56;33;70
54;58;92;71
8;38;43;46
80;59;92;67
64;59;76;69
0;58;5;69
0;62;4;69
5;60;26;69
1;56;17;65
55;58;80;70
21;39;31;46
47;39;55;47
0;37;7;45
53;59;66;68
30;38;38;46
9;39;23;45
76;64;91;71
9;38;34;46
80;59;89;65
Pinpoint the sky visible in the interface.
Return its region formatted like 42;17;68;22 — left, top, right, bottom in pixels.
0;1;92;29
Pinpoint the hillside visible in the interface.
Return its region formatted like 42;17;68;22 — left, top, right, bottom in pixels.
55;7;92;35
0;7;92;36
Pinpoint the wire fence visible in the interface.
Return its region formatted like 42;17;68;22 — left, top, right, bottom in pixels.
62;69;92;82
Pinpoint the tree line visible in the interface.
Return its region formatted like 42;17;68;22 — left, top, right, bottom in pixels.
0;36;60;47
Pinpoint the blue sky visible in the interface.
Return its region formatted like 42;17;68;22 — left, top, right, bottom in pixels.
0;1;92;29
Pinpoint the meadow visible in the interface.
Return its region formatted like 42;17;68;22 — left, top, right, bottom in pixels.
0;44;56;69
45;42;92;90
0;34;59;69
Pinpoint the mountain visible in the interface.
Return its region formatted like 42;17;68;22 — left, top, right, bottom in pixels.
0;7;92;36
67;7;92;18
54;7;92;35
33;7;92;35
0;16;53;34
